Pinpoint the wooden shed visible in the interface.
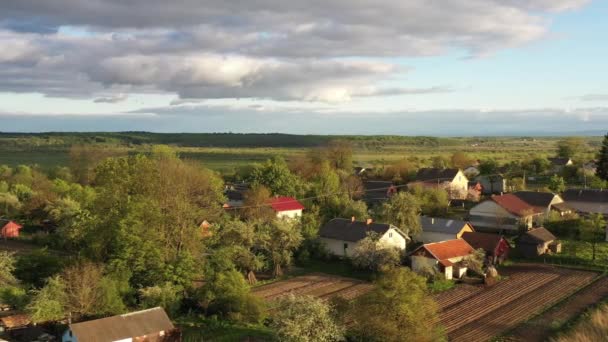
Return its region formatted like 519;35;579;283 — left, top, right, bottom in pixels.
516;227;560;258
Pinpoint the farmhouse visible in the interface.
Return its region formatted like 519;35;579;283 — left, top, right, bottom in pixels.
516;227;560;258
408;168;469;200
512;191;572;217
411;239;474;280
469;194;543;232
461;232;510;264
0;220;22;239
319;218;408;257
562;189;608;215
267;196;305;219
418;216;474;243
62;307;175;342
548;157;573;173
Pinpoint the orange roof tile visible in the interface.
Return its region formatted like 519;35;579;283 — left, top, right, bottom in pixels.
418;239;474;261
491;193;541;217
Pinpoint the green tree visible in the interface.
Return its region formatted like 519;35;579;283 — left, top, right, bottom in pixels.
258;219;303;277
139;282;183;317
351;233;402;272
349;268;444;342
450;152;472;169
14;249;63;288
217;219;266;284
580;214;606;261
271;294;344;342
326;140;353;171
241;185;275;222
27;276;67;323
0;252;17;286
0;192;21;217
250;157;303;196
548;175;566;193
431;156;448;169
409;185;449;216
556;137;585;159
380;192;421;237
597;132;608;181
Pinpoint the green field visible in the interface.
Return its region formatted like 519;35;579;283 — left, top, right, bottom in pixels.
0;133;601;173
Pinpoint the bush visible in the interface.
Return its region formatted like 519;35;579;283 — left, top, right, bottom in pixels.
139;282;183;318
0;286;29;309
14;249;63;288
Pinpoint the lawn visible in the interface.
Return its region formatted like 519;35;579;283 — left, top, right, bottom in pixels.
177;317;274;342
530;240;608;270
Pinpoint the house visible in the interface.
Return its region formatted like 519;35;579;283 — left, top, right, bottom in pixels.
408;168;469;200
418;216;475;243
512;191;572;218
463;165;480;178
223;182;249;208
516;227;561;258
475;175;506;195
0;314;30;332
362;180;397;206
410;239;475;280
318;218;408;257
268;196;305;219
548;157;573;173
62;307;176;342
562;189;608;215
461;232;510;264
0;220;23;239
469;194;543;232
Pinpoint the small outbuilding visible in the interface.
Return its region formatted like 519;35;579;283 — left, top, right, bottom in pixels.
0;220;23;239
461;232;510;265
516;227;561;258
418;216;475;243
410;239;475;280
268;196;305;219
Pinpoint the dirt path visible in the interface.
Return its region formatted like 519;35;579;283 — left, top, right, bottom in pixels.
504;275;608;342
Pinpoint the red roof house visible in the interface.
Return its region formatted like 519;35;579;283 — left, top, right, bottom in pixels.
469;194;544;232
410;239;475;279
491;194;542;217
0;220;23;239
267;197;305;219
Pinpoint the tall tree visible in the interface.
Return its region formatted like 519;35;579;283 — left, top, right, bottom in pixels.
450;152;473;169
257;219;303;277
380;192;421;237
597;132;608;181
250;157;303;196
351;233;402;272
548;175;566;193
556;137;586;159
349;268;444;342
580;214;606;261
326;140;353;171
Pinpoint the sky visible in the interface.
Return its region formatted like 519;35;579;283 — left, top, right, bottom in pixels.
1;0;607;135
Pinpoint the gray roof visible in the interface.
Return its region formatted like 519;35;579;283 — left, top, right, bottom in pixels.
319;218;403;242
362;181;395;203
513;191;559;208
518;227;556;244
69;307;174;342
563;189;608;203
414;168;460;182
420;216;471;235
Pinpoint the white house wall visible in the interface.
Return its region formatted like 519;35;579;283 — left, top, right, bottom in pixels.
276;209;302;219
378;228;407;250
320;238;360;257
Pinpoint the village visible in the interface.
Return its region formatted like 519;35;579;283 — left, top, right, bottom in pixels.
0;136;606;341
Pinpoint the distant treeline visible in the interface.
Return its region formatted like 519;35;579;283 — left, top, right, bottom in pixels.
0;132;460;149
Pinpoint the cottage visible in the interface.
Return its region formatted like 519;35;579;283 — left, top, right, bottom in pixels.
418;217;475;243
461;232;510;264
362;180;397;206
562;189;608;215
319;218;408;257
512;191;572;218
62;307;176;342
516;227;560;258
268;196;305;219
410;239;474;280
408;168;469;200
469;194;543;232
0;220;22;239
548;157;573;173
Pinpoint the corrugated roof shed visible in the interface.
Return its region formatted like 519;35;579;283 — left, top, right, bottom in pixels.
518;227;556;244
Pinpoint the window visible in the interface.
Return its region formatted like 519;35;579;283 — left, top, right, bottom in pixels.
344;243;348;249
389;232;393;238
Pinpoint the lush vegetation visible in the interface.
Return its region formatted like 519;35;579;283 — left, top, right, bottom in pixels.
552;303;608;342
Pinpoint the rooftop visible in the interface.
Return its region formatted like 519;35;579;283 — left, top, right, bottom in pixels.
416;239;474;260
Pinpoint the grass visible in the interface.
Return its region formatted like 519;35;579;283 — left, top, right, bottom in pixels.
551;302;608;342
538;240;608;270
177;316;274;342
428;278;455;293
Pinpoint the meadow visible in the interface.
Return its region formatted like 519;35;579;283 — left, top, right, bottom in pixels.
0;133;601;173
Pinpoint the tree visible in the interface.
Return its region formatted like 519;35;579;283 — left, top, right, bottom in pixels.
597;132;608;181
463;249;486;275
241;185;275;222
257;219;303;277
27;276;67;323
0;192;21;217
250;157;303;196
340;173;364;200
349;268;444;342
580;214;606;261
556;137;585;159
351;233;401;272
509;177;526;191
139;282;183;317
271;294;344;342
450;152;473;169
217;219;265;283
326;140;353;171
548;175;566;193
0;252;17;286
383;160;416;183
380;192;421;237
479;159;499;175
14;249;63;288
430;156;448;169
409;185;449;216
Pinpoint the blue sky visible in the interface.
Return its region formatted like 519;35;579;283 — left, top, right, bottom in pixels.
0;0;607;135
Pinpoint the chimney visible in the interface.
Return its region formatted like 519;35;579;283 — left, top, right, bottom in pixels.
351;216;356;223
366;218;373;225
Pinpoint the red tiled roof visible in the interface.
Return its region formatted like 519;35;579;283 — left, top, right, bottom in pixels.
491;194;541;217
268;197;305;212
1;221;22;230
418;239;474;261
